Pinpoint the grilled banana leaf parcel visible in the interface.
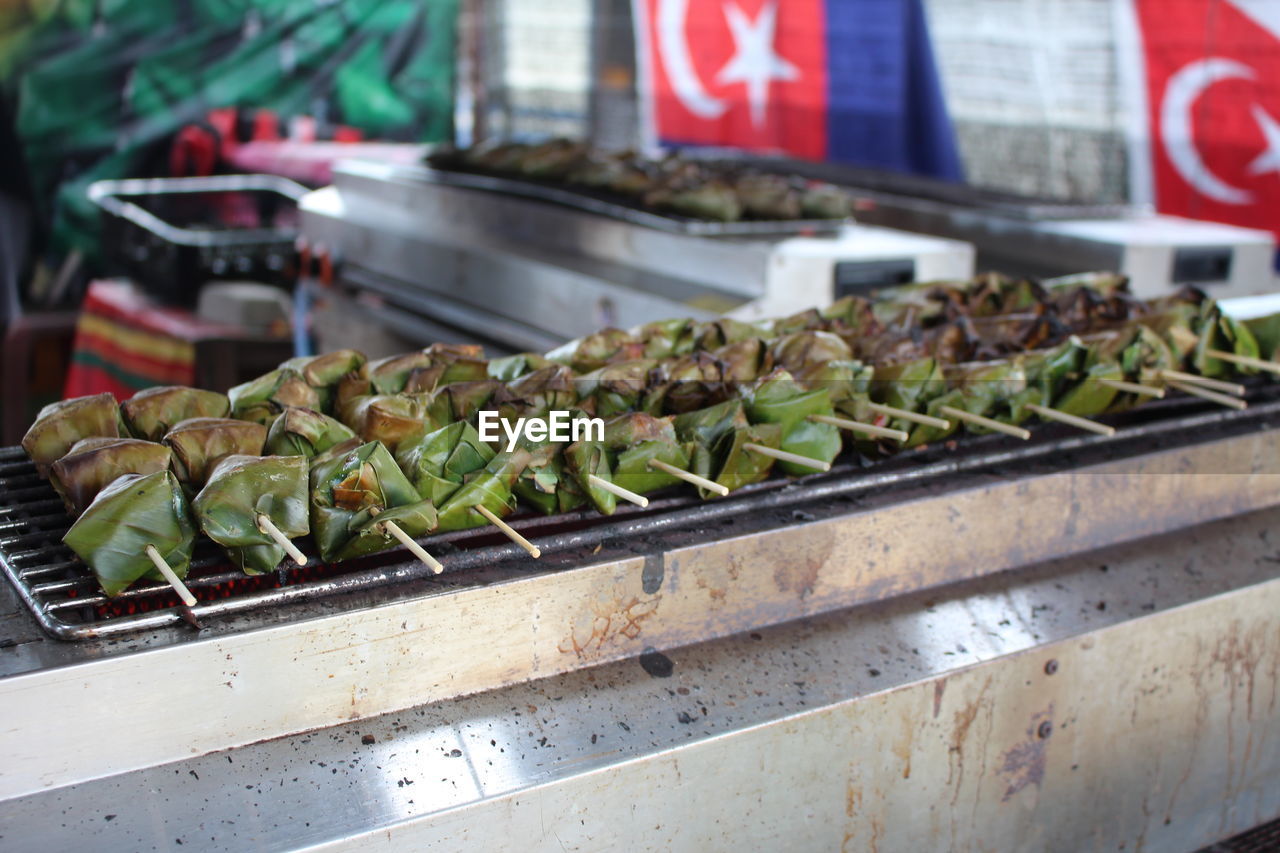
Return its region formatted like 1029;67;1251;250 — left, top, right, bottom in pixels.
279;349;367;391
396;421;496;505
228;369;322;425
435;450;531;532
512;440;586;515
193;455;310;574
22;393;125;476
744;370;842;475
673;400;780;495
309;441;438;561
564;413;691;515
164;418;268;489
120;386;231;441
265;407;357;458
50;437;173;516
341;393;440;452
1193;304;1261;378
62;470;196;598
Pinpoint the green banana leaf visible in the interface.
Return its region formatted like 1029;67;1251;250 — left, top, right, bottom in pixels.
22;393;125;476
768;331;855;373
632;318;696;360
395;421;496;505
309;441;437;561
713;338;767;383
493;365;579;421
50;437;172;517
642;352;726;415
713;422;783;492
193;455;310;575
545;327;643;372
163;418;267;489
342;393;437;452
736;174;801;220
512;442;585;515
800;183;853;219
435;451;530;532
487;352;553;382
1053;362;1123;417
745;371;841;475
228;369;321;425
694;318;767;350
1193;305;1261;378
576;359;656;417
1244;312;1280;361
673;399;749;448
565;440;616;515
62;470;195;598
441;380;502;423
264;407;356;458
280;349;367;389
870;359;950;447
120;386;230;441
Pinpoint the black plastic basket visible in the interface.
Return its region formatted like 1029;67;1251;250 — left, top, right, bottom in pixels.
87;174;308;307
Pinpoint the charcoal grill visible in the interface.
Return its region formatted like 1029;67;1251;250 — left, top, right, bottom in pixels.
2;386;1280;850
4;384;1280;641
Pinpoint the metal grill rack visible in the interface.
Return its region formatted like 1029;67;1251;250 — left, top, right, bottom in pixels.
3;385;1280;641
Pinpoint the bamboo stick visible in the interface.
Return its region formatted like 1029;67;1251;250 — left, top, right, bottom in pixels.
742;443;832;472
937;406;1031;440
256;513;307;566
1025;404;1115;437
1165;379;1248;410
475;504;541;558
1205;348;1280;375
807;413;909;442
145;544;197;607
588;474;649;508
1158;369;1245;396
647;459;730;496
865;401;952;429
1097;378;1164;398
370;507;443;573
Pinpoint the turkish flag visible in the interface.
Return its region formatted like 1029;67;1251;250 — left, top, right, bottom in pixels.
633;0;963;178
1137;0;1280;239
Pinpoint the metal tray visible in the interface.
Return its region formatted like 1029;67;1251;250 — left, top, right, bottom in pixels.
418;166;851;238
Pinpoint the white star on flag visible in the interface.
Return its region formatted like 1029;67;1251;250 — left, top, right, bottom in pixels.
715;0;800;128
1247;103;1280;177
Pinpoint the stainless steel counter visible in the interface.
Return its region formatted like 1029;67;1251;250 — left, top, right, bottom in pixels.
1;507;1278;851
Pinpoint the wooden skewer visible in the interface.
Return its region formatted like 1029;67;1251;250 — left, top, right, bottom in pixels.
647;458;730;496
742;442;832;472
256;513;307;566
807;413;909;443
588;473;649;508
369;507;443;573
937;406;1031;440
145;544;197;607
1165;379;1248;410
475;504;541;558
1024;404;1116;437
1206;348;1280;375
1158;369;1245;396
1097;378;1164;398
865;401;952;430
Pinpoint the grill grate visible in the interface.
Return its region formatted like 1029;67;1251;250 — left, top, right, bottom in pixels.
3;385;1280;641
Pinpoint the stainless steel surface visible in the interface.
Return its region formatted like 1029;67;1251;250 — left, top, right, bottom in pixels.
6;389;1280;641
2;408;1280;802
1;507;1277;851
422;165;850;237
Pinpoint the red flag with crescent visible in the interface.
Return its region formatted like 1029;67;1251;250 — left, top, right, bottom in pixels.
1136;0;1280;239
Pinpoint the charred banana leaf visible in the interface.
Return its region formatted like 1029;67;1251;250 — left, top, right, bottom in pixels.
50;437;173;517
194;455;309;574
22;393;125;477
120;386;230;441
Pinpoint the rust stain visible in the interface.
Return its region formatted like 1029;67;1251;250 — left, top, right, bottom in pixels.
933;679;947;719
557;594;662;658
999;706;1053;802
771;525;835;599
893;712;913;779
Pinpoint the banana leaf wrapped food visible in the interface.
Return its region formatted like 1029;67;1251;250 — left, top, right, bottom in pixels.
673;400;782;496
564;413;693;515
340;392;440;452
546;328;645;373
512;439;588;515
641;352;728;415
743;370;842;475
434;450;531;532
50;437;173;516
280;349;368;391
309;441;438;561
395;421;496;505
164;418;268;490
22;393;125;477
193;454;310;574
62;470;196;598
574;359;656;417
487;352;553;382
120;386;231;441
492;365;579;421
360;344;489;397
1191;301;1261;378
264;407;357;458
228;369;322;425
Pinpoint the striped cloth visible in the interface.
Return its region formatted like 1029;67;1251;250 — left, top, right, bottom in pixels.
63;280;243;398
